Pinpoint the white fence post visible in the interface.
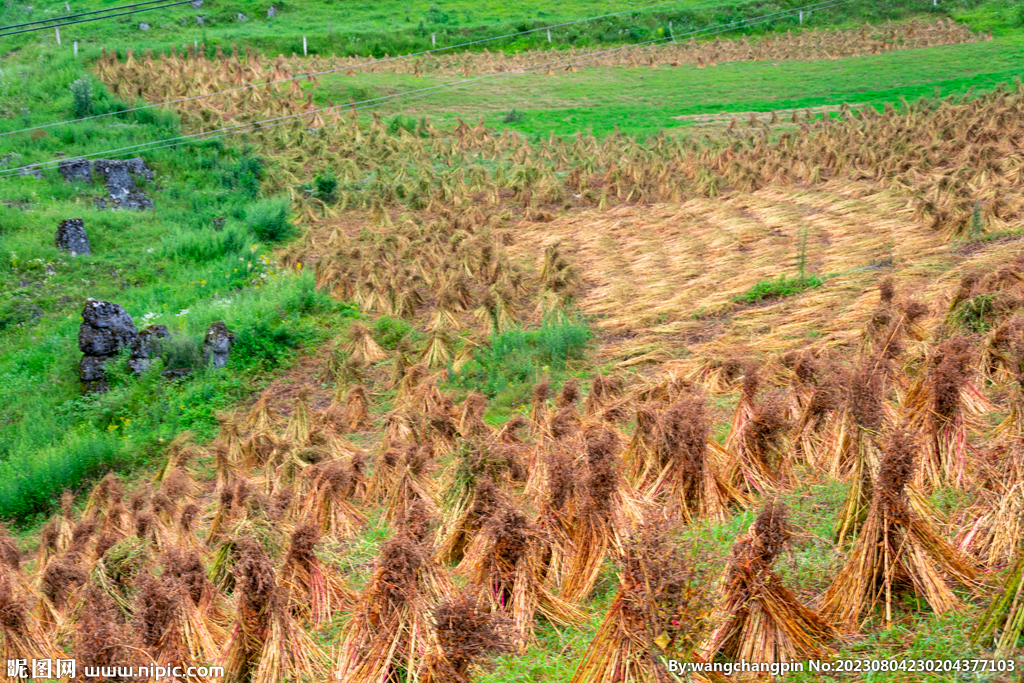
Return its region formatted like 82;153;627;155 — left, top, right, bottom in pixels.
55;27;61;45
669;21;675;42
799;10;804;24
65;1;70;10
303;35;307;55
74;40;78;56
431;33;436;46
547;28;551;43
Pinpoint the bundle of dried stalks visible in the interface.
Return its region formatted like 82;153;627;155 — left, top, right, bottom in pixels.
222;539;328;683
956;482;1024;568
420;591;512;683
637;394;746;523
277;524;352;626
974;547;1024;658
298;459;367;538
556;426;640;604
459;501;585;645
727;389;793;492
822;428;980;629
571;524;721;683
335;532;454;682
905;336;993;488
704;502;838;664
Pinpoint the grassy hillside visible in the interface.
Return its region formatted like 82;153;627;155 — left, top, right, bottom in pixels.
1;0;960;57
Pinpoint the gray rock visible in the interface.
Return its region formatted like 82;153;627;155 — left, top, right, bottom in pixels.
78;298;137;356
79;355;111;383
267;5;276;18
124;157;154;181
55;218;91;256
17;166;41;179
91;158;153;210
196;15;203;24
139;22;150;30
236;12;246;21
190;0;203;7
202;321;234;368
128;324;170;374
58;157;92;183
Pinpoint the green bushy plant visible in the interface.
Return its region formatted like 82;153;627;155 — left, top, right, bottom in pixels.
451;314;591;401
231;319;300;370
69;77;93;118
164;223;250;263
245;197;294;242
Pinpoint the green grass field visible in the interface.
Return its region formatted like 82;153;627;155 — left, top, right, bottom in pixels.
312;34;1024;137
1;0;957;57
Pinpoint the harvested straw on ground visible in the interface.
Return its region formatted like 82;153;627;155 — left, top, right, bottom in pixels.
821;428;981;629
704;502;838;664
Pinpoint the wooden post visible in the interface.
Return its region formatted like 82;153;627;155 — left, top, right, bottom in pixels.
303;35;307;55
55;27;61;45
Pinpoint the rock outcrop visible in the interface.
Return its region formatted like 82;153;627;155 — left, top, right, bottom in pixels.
55;218;91;256
128;324;170;375
202;321;234;368
57;157;154;210
78;299;138;390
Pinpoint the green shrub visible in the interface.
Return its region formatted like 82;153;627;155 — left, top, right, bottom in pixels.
0;431;126;522
374;315;421;350
451;315;591;400
314;169;338;201
387;115;418;135
951;294;996;333
160;334;203;371
733;274;824;305
221;156;264;198
164;223;250;263
69;77;93;118
231;319;300;370
245;198;294;242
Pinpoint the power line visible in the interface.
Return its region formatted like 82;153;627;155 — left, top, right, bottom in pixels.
0;0;195;38
0;0;858;178
3;0;786;138
0;0;186;32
